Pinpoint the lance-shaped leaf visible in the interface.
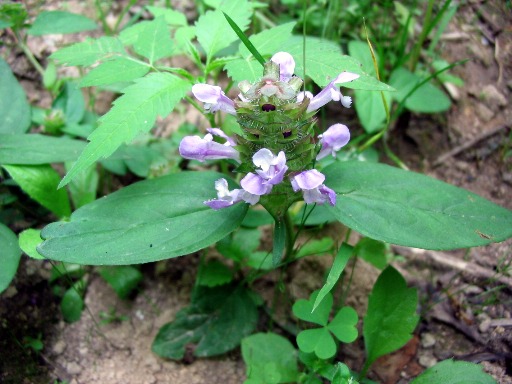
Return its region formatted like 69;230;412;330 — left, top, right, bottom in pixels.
60;73;190;187
38;172;248;265
0;58;30;134
50;36;126;67
0;223;21;293
27;11;97;35
323;161;512;250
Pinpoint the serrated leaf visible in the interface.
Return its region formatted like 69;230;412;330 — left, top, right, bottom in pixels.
328;306;358;343
152;285;258;359
197;260;233;287
133;17;173;64
80;57;150;87
28;11;96;35
0;134;86;165
50;36;126;67
60;72;190;187
38;172;248;265
410;359;497;384
0;58;31;134
389;67;451;113
242;333;299;383
19;229;44;260
0;223;21;293
312;243;352;311
3;164;71;218
196;0;252;60
99;266;143;299
324;161;512;250
146;6;187;26
363;266;419;367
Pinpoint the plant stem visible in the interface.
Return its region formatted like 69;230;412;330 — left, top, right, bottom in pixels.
409;0;434;72
14;31;44;77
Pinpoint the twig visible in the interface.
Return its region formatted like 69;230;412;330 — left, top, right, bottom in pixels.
433;124;509;166
392;245;512;288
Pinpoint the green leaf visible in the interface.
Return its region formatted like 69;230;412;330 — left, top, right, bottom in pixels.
225;22;297;83
355;238;388;270
328;306;358;343
19;229;44;260
98;266;143;299
196;0;252;60
293;204;336;226
53;82;85;124
363;266;419;368
66;163;98;209
80;57;150;87
50;36;126;67
3;164;71;218
28;11;97;35
0;58;31;134
223;12;265;66
61;284;84;322
273;218;286;266
0;134;86;165
146;6;187;26
312;243;352;311
295;237;334;259
354;89;391;133
152;285;258;359
242;333;299;383
323;161;512;250
38;172;248;265
293;291;332;326
389;67;451;113
197;260;233;287
133;17;173;64
60;72;190;187
297;328;336;360
411;359;497;384
0;223;21;293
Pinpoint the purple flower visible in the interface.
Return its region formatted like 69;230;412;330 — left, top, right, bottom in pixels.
305;72;360;113
271;52;295;82
192;84;236;115
179;131;240;162
316;123;351;160
241;149;288;195
204;178;259;210
291;169;337;206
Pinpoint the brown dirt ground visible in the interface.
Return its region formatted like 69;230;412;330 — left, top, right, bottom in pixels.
1;1;511;383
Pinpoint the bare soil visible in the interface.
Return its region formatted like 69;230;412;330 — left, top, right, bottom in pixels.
1;1;511;383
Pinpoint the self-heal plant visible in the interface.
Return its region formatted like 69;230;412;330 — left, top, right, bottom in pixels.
180;52;357;259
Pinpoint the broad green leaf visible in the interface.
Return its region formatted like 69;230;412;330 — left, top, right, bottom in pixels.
122;145;167;178
242;333;299;383
224;22;296;83
0;58;31;134
363;267;419;368
389;67;451;113
411;359;496;384
0;223;21;293
327;306;358;343
312;243;352;311
197;260;233;287
152;285;258;359
242;209;274;228
80;57;150;87
50;36;126;67
323;161;512;250
292;204;336;226
354;89;391;133
355;238;388;270
3;164;71;218
297;328;336;360
66;163;98;209
38;172;248;265
133;17;173;64
146;6;187;26
60;72;190;187
98;266;143;299
196;0;252;60
28;11;97;35
61;284;84;322
295;237;334;259
19;228;44;260
285;37;393;91
347;41;376;76
0;134;86;165
293;291;332;326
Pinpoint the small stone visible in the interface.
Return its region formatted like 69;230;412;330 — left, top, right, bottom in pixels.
475;104;494;122
421;332;436;348
480;84;508;109
52;340;66;355
479;318;491;333
2;285;18;298
419;355;438;368
66;362;82;375
78;347;88;356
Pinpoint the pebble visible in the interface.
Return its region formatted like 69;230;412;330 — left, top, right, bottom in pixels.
419;355;438;368
479;318;492;333
480;84;508;109
475;104;494;122
52;340;66;355
421;332;436;348
66;361;82;375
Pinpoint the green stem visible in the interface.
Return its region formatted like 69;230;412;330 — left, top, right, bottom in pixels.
15;32;44;77
409;0;434;72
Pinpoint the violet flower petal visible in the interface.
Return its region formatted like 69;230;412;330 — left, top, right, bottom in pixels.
240;173;272;196
271;52;295;82
306;71;360;113
291;170;325;191
316;123;350;160
192;83;236;115
206;128;237;146
179;134;240;162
